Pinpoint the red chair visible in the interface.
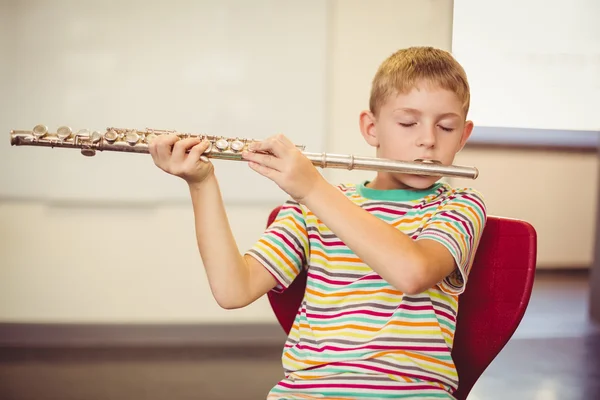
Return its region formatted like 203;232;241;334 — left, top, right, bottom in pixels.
266;206;537;400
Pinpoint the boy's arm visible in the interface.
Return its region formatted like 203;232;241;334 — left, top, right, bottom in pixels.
241;134;485;295
148;134;280;309
302;180;485;295
188;174;277;309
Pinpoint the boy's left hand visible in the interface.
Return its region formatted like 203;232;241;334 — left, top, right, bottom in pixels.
241;134;324;204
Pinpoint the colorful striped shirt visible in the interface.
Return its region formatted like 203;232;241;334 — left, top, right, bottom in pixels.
246;181;487;399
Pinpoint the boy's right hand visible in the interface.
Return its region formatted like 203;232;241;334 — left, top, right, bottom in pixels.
148;134;214;186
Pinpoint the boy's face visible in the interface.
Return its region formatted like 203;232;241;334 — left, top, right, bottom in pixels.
359;81;473;190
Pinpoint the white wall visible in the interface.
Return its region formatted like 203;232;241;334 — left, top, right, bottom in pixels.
0;0;596;324
2;0;328;205
452;0;600;131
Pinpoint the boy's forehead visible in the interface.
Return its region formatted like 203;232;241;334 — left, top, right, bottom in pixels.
383;86;464;111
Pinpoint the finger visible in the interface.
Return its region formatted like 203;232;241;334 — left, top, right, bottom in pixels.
172;137;203;162
156;134;180;161
270;134;297;156
242;150;283;171
247;139;267;152
148;136;159;161
274;134;296;148
248;135;287;156
148;134;164;157
188;140;212;164
248;160;279;179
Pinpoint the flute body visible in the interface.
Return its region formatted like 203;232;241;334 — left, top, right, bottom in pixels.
9;125;479;179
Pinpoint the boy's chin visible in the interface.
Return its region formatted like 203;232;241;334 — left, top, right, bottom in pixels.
398;174;441;190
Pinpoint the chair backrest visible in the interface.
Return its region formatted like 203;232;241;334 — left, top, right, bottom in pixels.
266;206;537;400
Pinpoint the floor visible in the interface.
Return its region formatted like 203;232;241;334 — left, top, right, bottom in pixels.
0;271;598;400
467;270;600;400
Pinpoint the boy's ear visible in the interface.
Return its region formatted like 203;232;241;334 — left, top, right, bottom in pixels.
359;110;379;147
457;120;474;152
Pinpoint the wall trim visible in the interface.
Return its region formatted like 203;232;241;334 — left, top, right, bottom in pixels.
465;141;597;153
535;265;590;272
466;126;599;152
0;322;286;348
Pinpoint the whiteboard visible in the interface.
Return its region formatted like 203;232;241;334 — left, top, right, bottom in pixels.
0;0;328;204
452;0;600;133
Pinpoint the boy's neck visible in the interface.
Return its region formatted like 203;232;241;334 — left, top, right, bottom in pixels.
359;175;443;202
366;174;417;191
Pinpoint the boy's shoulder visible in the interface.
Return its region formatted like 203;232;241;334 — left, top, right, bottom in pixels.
434;183;486;207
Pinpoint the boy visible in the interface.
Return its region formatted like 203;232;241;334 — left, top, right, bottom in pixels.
149;46;486;399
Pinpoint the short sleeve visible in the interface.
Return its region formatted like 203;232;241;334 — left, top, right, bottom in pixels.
415;188;487;295
245;199;309;293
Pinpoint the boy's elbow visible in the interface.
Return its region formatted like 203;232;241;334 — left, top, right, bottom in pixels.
390;259;436;295
398;260;455;295
215;296;246;310
387;273;426;296
396;278;427;296
218;301;242;310
213;291;251;310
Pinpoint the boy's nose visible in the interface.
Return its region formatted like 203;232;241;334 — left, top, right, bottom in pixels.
416;128;436;148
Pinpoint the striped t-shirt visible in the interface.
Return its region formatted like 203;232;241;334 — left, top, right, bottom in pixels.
246;181;487;399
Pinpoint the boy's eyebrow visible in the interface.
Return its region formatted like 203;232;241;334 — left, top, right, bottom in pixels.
393;108;461;119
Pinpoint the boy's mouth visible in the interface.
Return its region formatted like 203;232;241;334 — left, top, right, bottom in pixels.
414;158;442;164
412;159;443;177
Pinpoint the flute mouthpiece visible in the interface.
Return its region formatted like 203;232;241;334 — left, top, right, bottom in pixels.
414;158;442;164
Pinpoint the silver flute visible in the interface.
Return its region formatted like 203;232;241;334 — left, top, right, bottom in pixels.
9;124;479;179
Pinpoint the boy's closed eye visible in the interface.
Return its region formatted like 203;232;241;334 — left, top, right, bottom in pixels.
438;125;455;132
398;122;455;132
398;122;416;128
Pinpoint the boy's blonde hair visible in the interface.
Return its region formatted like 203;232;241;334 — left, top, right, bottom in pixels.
369;46;470;118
